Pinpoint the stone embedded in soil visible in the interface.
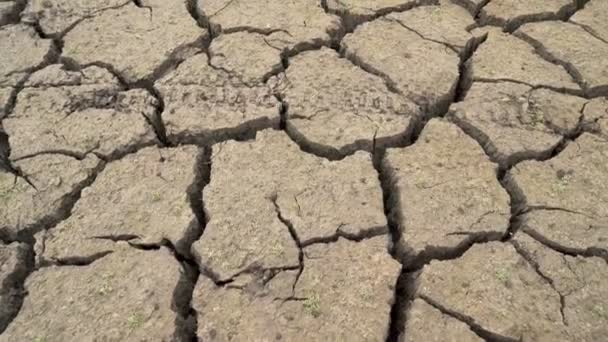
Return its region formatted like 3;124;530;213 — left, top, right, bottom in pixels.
582;97;608;138
209;31;284;85
3;65;158;160
0;154;100;240
466;28;579;91
570;0;608;43
39;145;200;261
21;0;128;36
156;54;280;144
508;133;608;253
386;0;476;51
513;232;608;341
0;245;182;341
62;0;206;83
383;119;510;257
449;81;588;166
0;24;54;87
198;0;341;52
0;242;30;332
479;0;576;31
342;17;461;112
516;21;608;97
418;242;568;341
192;130;387;280
275;48;418;157
194;236;399;341
404;299;483;342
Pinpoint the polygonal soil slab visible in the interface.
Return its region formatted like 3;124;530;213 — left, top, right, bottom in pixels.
63;0;206;83
198;0;341;52
508;133;608;255
192;130;387;281
342;15;462;113
4;65;158;160
0;242;30;332
385;0;476;52
450;82;588;167
194;236;399;341
209;31;283;85
22;0;129;36
513;232;608;341
466;28;579;91
516;21;608;97
0;154;100;241
404;299;482;342
325;0;433;31
570;0;608;43
0;245;182;341
156;54;279;144
0;24;54;87
479;0;578;32
583;97;608;138
418;242;568;341
383;119;510;260
39;145;200;261
276;48;419;158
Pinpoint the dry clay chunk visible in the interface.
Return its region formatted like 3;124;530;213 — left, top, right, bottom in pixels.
192;130;387;280
0;245;181;342
404;299;482;342
513;233;608;341
342;18;461;112
194;236;400;341
418;242;568;341
156;54;279;144
326;0;431;30
0;154;100;240
509;133;608;253
450;82;587;166
384;119;510;257
570;0;608;42
479;0;577;31
386;1;476;51
583;97;608;138
0;24;54;87
0;242;30;332
199;0;341;52
209;31;283;85
466;29;578;90
63;0;205;83
516;21;608;97
22;0;128;36
277;48;418;158
4;65;158;159
40;145;199;261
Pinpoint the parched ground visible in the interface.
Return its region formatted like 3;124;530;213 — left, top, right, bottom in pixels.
1;0;607;341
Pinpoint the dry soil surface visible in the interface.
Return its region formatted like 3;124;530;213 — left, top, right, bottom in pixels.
1;0;607;341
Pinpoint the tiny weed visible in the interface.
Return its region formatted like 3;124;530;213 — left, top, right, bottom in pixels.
592;305;608;320
127;313;146;329
150;192;162;202
495;269;510;286
33;336;47;342
303;294;321;318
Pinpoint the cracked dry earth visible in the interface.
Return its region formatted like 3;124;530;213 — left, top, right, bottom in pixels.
0;0;607;342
